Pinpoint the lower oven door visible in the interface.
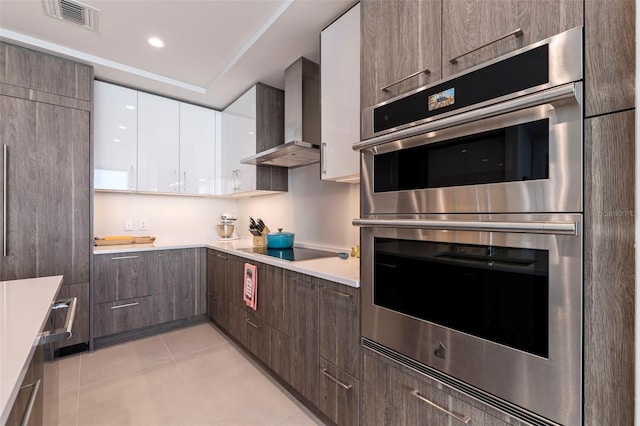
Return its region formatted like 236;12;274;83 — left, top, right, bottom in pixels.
355;213;582;426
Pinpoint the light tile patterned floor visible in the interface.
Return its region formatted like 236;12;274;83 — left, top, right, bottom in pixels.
57;322;324;426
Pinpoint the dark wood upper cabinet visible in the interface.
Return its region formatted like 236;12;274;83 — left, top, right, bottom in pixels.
0;42;92;102
442;0;582;78
361;0;442;110
585;0;635;116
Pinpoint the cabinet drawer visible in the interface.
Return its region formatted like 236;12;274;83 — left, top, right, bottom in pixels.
93;296;153;338
244;312;270;364
362;349;525;426
318;358;359;426
269;328;290;382
318;280;360;377
93;252;152;303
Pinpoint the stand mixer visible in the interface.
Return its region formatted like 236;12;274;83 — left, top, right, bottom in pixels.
217;213;238;240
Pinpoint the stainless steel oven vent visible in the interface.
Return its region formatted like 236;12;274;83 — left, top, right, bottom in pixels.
43;0;99;31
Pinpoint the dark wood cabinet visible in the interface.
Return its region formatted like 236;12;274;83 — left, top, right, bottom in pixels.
360;0;441;110
362;347;529;426
0;42;91;354
54;282;90;347
442;0;582;78
5;345;44;426
585;0;635;116
93;296;154;338
0;95;90;284
249;262;286;331
584;110;635;426
227;254;247;306
318;357;359;426
207;249;229;329
153;249;198;324
318;279;360;378
226;300;247;347
244;312;271;363
285;270;320;407
0;42;91;102
93;252;153;304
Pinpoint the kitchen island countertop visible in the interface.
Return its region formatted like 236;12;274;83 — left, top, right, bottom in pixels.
94;236;360;287
0;275;63;425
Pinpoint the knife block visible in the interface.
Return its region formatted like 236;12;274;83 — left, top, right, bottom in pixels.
253;226;270;247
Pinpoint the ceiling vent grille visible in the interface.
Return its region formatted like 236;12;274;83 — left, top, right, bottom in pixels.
43;0;99;31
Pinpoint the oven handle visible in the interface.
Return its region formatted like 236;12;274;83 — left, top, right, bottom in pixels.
353;82;578;152
352;218;576;236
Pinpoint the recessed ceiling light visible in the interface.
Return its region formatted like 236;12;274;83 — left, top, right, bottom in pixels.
148;37;164;48
118;125;127;129
125;105;135;110
113;139;121;142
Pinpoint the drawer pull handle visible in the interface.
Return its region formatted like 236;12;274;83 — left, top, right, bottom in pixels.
321;287;352;299
381;68;431;92
246;319;260;329
19;379;41;426
449;28;524;64
39;297;77;345
3;144;7;257
216;254;228;259
111;302;140;310
410;389;470;424
321;368;353;390
110;255;139;260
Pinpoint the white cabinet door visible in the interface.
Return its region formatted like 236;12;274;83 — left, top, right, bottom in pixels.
320;3;361;182
179;103;217;195
220;86;257;195
137;92;180;193
94;81;138;190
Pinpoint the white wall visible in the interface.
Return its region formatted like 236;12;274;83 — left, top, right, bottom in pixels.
238;163;360;252
94;192;238;239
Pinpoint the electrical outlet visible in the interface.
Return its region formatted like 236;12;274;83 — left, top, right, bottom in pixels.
124;219;133;231
139;219;148;231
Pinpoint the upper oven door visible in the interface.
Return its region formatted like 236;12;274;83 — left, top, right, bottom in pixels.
360;82;583;214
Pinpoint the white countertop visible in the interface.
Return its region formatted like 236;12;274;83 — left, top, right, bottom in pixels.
94;237;360;287
0;275;63;425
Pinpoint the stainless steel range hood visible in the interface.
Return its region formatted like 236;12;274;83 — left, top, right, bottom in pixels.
242;57;320;168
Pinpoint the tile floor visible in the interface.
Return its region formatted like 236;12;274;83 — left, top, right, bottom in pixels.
57;322;324;426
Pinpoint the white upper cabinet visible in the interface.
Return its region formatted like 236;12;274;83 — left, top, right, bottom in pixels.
179;102;217;195
94;81;138;190
320;3;361;183
220;86;257;195
137;92;180;193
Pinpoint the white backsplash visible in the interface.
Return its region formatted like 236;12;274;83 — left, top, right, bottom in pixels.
238;163;360;251
94;164;360;251
93;192;239;239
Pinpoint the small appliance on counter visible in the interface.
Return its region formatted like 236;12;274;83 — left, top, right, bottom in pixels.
217;213;238;241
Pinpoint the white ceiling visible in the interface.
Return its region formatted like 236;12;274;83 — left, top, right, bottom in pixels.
0;0;356;109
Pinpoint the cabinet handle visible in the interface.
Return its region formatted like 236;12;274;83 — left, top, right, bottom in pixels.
129;165;135;190
321;287;352;299
216;254;228;260
320;368;352;390
183;171;187;192
111;302;140;310
449;28;524;64
2;144;7;257
38;297;77;345
18;379;41;426
380;68;431;92
321;143;327;174
410;389;471;424
246;319;260;329
110;255;139;260
173;170;178;192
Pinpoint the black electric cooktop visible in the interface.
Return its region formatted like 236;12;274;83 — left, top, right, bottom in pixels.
238;246;336;262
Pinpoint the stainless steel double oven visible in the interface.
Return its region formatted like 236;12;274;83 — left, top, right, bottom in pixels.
355;27;583;426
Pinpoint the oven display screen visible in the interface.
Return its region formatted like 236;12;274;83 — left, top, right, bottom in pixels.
428;88;455;111
374;238;549;358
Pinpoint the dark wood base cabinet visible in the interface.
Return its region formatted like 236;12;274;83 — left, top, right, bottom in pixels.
362;347;534;426
206;249;360;425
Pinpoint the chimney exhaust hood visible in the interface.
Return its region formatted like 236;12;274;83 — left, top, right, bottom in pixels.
242;57;320;168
